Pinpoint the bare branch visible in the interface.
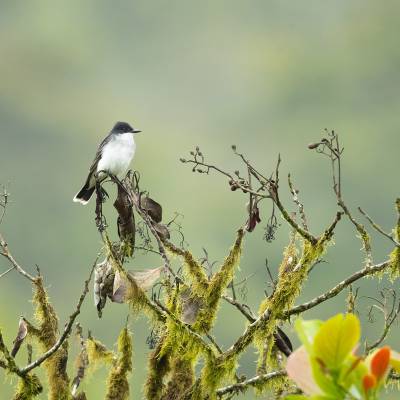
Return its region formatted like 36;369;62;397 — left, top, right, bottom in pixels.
365;289;400;353
223;295;256;322
0;233;36;282
288;174;308;230
0;266;14;279
358;207;400;248
270;184;317;244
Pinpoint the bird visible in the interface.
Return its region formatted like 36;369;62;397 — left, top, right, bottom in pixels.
73;121;141;205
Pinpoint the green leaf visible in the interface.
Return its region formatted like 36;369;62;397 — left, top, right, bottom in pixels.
310;356;345;399
295;318;323;354
313;314;360;370
338;355;368;399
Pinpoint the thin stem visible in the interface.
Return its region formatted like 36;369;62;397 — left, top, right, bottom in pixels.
358;207;400;247
0;233;36;282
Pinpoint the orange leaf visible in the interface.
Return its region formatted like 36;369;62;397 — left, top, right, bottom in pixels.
362;374;376;392
371;346;391;381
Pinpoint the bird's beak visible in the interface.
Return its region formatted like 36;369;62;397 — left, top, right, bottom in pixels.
133;129;142;133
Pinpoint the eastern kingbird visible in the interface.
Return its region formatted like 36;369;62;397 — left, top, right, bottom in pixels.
73;121;141;205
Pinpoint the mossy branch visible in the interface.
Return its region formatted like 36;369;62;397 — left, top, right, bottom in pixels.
216;370;286;398
284;259;392;318
20;258;97;374
105;326;133;400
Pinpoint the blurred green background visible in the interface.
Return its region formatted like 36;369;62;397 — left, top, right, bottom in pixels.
1;1;399;398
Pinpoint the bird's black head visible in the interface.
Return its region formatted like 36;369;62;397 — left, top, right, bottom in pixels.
112;121;141;134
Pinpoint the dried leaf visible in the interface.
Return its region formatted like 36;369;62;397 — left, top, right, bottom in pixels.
94;259;115;318
114;185;135;254
111;270;127;303
154;223;170;240
112;267;164;303
246;203;261;232
128;267;164;291
180;289;203;325
141;196;162;223
11;317;28;357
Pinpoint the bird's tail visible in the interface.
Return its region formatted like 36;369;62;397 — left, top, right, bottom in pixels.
73;181;95;205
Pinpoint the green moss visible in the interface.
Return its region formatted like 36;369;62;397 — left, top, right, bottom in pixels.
389;246;400;280
259;232;298;315
87;337;115;372
197;356;237;400
13;374;42;400
144;338;171;400
164;242;209;294
254;235;331;381
160;314;203;362
163;358;194;400
389;199;400;280
253;374;288;397
31;278;71;400
105;327;133;400
359;230;372;263
73;394;88;400
194;229;244;333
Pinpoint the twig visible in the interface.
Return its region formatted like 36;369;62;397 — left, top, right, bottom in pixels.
338;200;373;265
0;233;36;282
223;295;256;322
0;266;14;279
222;295;292;356
181;152;269;199
71;323;89;397
358;207;400;247
271;188;317;244
365;290;400;353
288;174;308;230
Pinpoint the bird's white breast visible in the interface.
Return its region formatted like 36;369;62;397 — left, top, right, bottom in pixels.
97;133;136;177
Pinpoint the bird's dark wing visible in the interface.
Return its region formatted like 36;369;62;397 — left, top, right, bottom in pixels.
88;133;113;177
